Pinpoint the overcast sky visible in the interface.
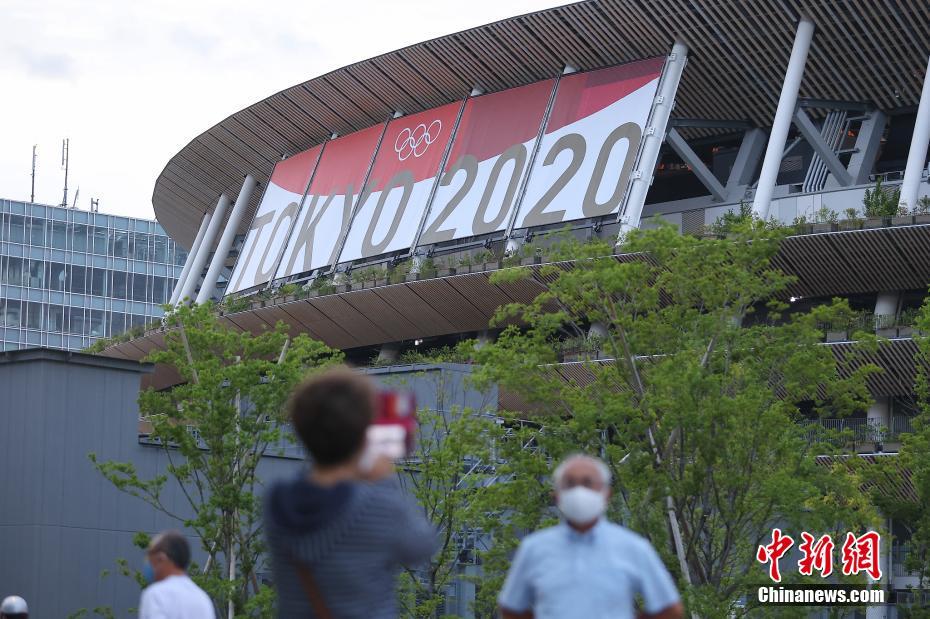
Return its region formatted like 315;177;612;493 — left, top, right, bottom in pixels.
1;0;564;221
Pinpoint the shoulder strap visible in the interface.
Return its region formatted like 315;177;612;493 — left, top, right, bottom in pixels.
293;559;335;619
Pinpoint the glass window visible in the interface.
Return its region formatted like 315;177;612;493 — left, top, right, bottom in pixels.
51;221;67;249
130;314;146;330
89;310;106;337
48;262;67;291
47;305;64;332
9;215;25;243
132;233;150;261
67;307;85;335
111;230;129;258
152;275;167;305
71;265;87;294
6;257;23;286
23;301;43;329
109;312;126;336
111;271;127;299
90;268;107;297
154;236;168;262
174;246;187;266
92;226;109;255
0;212;6;241
29;218;46;246
27;259;44;289
131;273;148;302
1;300;20;327
72;224;88;252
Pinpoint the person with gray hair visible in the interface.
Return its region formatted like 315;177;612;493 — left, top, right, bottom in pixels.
139;530;215;618
498;454;683;619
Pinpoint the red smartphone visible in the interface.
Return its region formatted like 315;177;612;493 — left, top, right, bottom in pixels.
366;389;417;460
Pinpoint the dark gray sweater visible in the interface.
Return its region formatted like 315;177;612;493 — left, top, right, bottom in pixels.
264;476;437;618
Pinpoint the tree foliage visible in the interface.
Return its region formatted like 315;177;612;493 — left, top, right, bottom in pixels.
90;302;342;617
469;222;881;617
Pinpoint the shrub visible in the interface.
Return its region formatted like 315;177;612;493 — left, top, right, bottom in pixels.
862;178;901;217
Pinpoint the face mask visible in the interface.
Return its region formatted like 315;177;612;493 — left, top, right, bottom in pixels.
557;486;607;525
142;561;155;584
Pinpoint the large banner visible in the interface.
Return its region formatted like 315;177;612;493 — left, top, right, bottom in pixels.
418;80;555;244
275;123;385;279
514;58;664;229
339;102;461;262
226;146;322;294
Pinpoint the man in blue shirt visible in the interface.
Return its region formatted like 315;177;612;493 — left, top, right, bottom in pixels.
498;454;684;619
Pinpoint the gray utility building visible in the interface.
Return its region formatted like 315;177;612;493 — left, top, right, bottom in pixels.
0;348;490;617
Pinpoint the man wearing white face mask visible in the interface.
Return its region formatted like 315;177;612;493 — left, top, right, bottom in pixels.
498;454;684;619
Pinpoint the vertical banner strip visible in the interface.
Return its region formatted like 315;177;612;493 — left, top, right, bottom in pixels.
264;140;330;289
326;121;391;275
503;73;564;240
409;98;469;254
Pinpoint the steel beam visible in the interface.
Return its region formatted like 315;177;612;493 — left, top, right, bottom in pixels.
668;118;753;130
793;109;852;187
666;128;726;201
725;128;767;198
797;98;871;112
845;110;886;186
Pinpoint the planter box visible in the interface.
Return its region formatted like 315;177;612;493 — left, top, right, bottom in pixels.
892;215;914;227
793;223;813;235
915;214;930;224
825;331;848;343
863;217;887;229
812;222;836;233
876;327;898;339
838;220;862;231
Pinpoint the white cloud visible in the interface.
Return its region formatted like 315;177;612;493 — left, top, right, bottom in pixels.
0;0;565;224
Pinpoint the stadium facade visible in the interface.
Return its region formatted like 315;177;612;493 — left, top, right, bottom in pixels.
96;1;930;615
0;198;187;351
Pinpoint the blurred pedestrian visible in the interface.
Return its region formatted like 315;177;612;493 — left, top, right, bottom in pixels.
265;367;437;619
0;596;28;619
139;530;215;619
499;454;684;619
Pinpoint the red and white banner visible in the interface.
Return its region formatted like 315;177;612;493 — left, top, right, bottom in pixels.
419;80;555;244
515;58;664;229
339;102;461;262
226;146;322;294
275;123;385;279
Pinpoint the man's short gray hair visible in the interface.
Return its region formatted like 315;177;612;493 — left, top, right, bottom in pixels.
552;454;612;489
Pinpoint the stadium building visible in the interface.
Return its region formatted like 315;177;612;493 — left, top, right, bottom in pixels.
87;0;930;614
0;198;187;351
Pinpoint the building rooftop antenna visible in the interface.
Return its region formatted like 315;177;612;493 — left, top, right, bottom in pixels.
60;138;70;208
72;186;80;210
30;145;37;203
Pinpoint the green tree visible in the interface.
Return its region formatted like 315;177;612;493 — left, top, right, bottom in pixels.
90;302;343;617
380;360;503;619
868;299;930;618
470;222;881;617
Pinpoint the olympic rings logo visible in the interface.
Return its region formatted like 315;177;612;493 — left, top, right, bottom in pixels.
394;119;442;161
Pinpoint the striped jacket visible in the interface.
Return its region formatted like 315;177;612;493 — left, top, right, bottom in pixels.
264;476;437;618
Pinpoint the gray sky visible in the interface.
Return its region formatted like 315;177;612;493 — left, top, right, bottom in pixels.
1;0;564;220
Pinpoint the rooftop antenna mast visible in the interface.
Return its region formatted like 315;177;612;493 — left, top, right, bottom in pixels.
30;145;37;203
61;138;70;208
72;186;80;210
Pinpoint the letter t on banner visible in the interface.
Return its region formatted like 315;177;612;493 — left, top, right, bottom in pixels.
617;41;688;243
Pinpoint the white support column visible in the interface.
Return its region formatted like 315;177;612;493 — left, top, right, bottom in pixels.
752;16;815;219
619;40;689;240
177;194;230;304
169;211;212;306
377;342;400;364
867;396;891;452
196;175;256;304
900;55;930;212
